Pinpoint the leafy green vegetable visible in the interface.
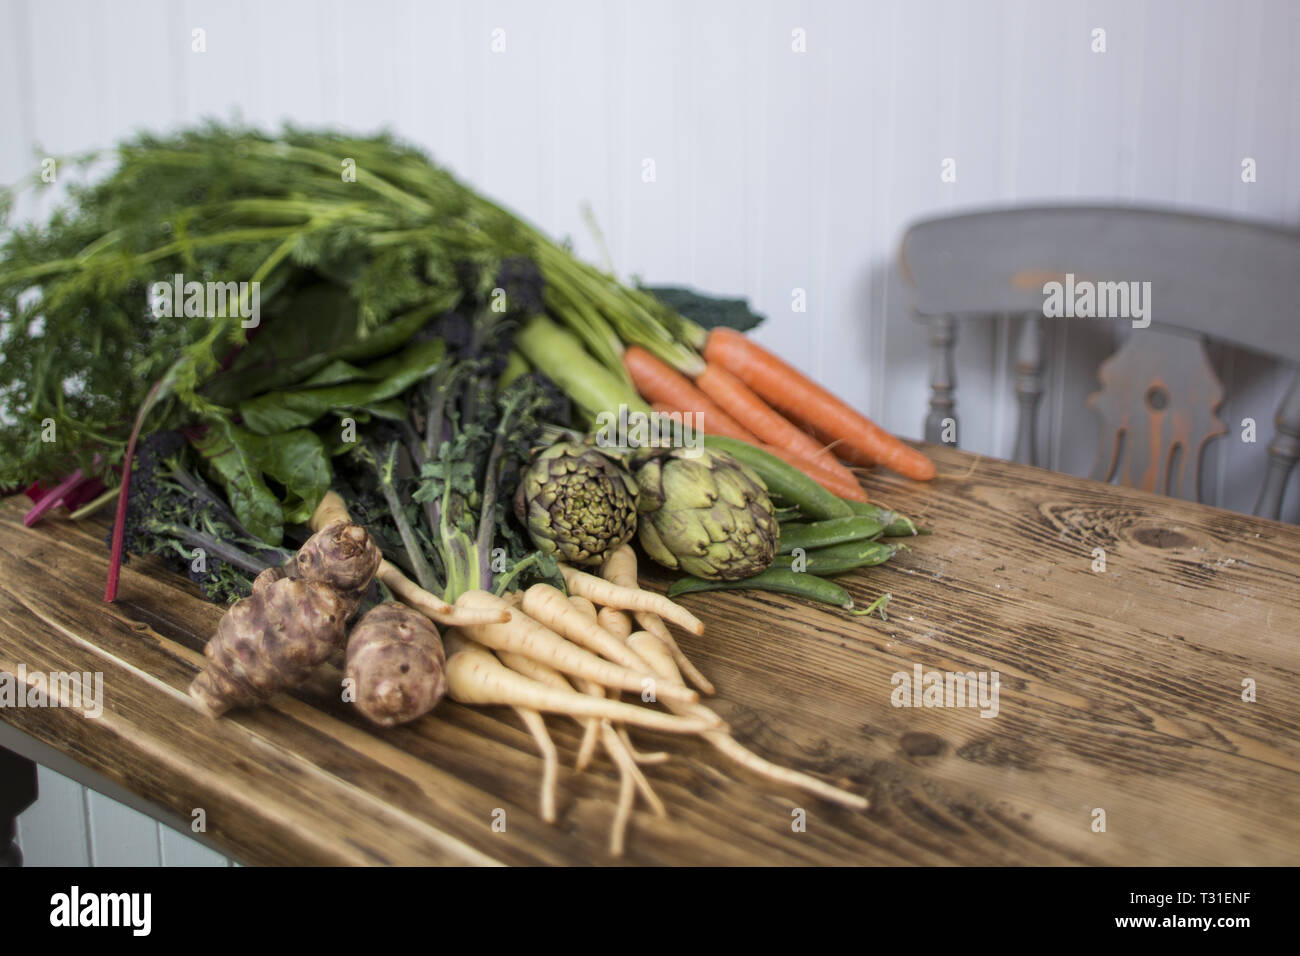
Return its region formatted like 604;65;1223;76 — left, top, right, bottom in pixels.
237;337;445;434
0;122;719;607
189;420;284;544
114;430;292;604
296;360;374;388
201;284;458;407
190;419;330;544
0;124;516;490
252;428;332;526
340;285;568;603
642;285;765;333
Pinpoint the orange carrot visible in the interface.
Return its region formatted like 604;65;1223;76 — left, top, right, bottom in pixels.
623;346;758;442
704;328;936;481
648;399;755;444
695;364;858;483
796;420;879;469
758;443;869;502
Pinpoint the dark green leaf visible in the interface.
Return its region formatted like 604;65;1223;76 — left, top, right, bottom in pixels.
254;429;331;526
642;285;765;332
297;359;376;388
237;338;445;434
190;419;285;545
202;286;457;407
191;418;331;541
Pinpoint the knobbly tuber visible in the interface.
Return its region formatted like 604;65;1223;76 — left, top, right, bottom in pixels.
189;576;348;717
252;566;285;594
286;519;382;619
346;602;448;727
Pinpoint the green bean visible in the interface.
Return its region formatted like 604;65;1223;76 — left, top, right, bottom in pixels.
771;540;897;575
843;499;926;536
777;516;883;554
668;568;857;609
702;435;852;520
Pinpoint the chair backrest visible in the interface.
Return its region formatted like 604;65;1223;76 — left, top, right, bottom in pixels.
1085;326;1226;500
897;205;1300;520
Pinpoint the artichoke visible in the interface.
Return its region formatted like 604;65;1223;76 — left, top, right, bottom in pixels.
632;448;779;581
515;442;639;566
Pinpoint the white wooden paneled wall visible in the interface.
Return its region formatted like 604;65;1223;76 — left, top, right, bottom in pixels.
4;0;1298;865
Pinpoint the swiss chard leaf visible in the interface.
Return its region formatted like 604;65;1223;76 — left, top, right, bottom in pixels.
201;285;459;407
237;337;445;434
191;419;331;543
297;359;376;388
190;419;285;545
199;284;363;406
255;429;332;526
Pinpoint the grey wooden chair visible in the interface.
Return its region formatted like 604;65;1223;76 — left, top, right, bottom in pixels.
898;205;1300;519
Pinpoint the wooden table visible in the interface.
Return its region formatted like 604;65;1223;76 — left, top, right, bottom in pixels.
1;444;1297;865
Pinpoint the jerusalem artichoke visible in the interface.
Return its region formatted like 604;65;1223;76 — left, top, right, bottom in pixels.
346;602;448;727
286;519;382;619
189;577;348;717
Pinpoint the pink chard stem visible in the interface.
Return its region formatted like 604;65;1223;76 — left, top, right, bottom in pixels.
22;469;86;527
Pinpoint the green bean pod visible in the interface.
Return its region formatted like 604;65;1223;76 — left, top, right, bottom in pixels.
843;499;925;537
668;568;856;610
771;540;897;575
777;516;884;554
702;435;852;520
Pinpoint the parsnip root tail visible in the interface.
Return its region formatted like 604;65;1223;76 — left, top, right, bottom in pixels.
610;761;635;857
704;731;869;811
514;707;558;823
628;631;867;810
635;611;715;696
601;722;666;818
574;679;604;772
616;725;669;765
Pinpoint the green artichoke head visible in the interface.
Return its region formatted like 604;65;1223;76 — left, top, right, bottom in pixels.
516;442;639;567
633;447;778;581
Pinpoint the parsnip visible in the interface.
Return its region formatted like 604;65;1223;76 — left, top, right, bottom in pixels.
443;640;715;734
596;606;633;641
523;584;656;676
382;560;510;627
602;545;714;695
559;564;704;636
513;707;558;823
455;590;703;709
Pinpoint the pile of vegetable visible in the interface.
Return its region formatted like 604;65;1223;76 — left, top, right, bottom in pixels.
192;491;870;853
1;122;939;856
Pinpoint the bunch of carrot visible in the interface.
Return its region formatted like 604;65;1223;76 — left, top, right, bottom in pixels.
622;328;936;501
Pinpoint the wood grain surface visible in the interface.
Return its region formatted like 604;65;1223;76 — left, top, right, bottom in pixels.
1;443;1298;865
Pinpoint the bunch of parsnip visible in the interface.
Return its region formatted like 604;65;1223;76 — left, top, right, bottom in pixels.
190;492;867;857
444;545;868;854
